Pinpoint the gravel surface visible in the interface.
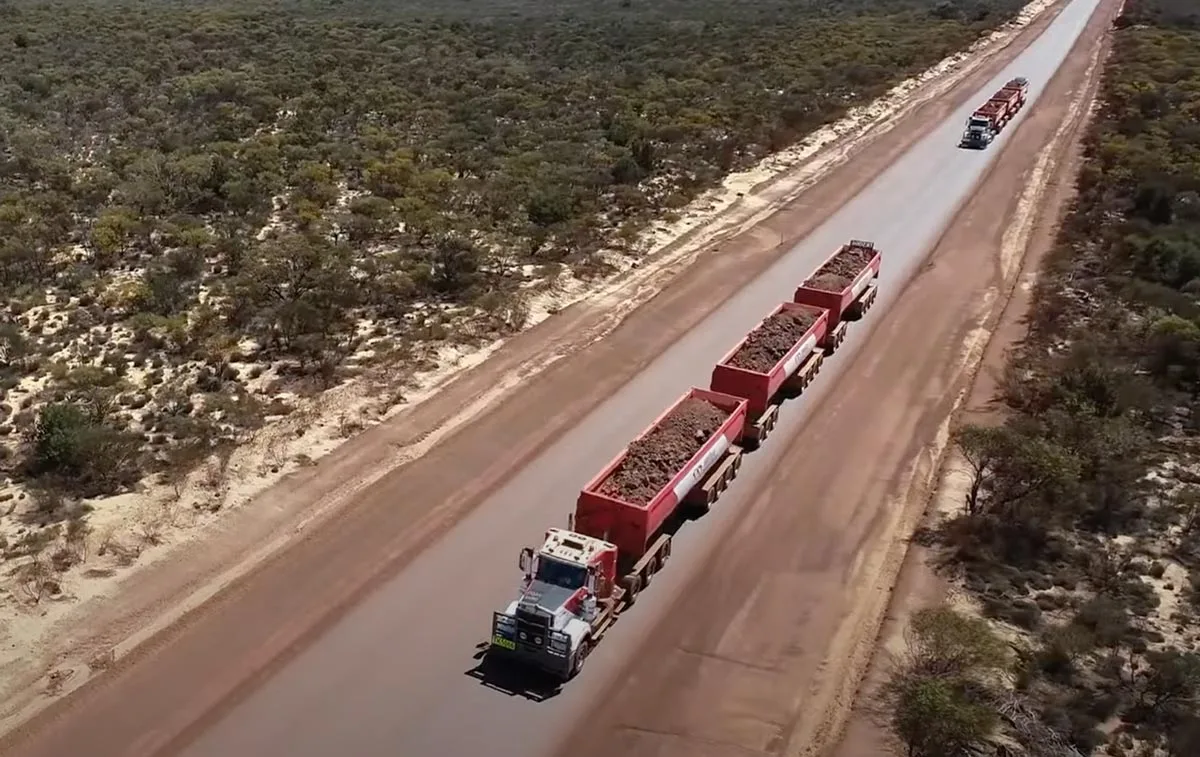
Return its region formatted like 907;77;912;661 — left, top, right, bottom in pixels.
726;309;819;373
598;398;729;505
803;245;876;292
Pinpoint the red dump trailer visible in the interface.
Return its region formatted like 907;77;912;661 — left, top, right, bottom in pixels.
1000;77;1030;109
710;301;829;448
491;388;748;679
793;239;881;351
575;387;749;565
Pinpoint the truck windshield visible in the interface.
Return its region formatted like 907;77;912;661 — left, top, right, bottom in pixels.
535;557;587;589
969;118;990;129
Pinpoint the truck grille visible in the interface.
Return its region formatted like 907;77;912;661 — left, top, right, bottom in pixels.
515;607;550;648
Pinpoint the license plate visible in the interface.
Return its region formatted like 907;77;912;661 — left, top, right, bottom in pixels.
492;635;516;651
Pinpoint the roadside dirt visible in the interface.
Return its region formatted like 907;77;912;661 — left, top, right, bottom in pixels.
0;4;1073;755
600;398;729;505
827;6;1117;755
554;3;1120;757
728;310;819;373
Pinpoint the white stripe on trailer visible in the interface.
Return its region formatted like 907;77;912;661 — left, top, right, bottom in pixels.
850;265;875;300
781;334;818;379
671;433;732;503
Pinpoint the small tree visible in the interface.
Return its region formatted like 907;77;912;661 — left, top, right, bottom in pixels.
30;403;93;474
907;606;1010;679
886;607;1007;756
954;422;1080;533
1135;650;1200;722
891;677;998;757
956;424;1005;515
26;402;141;498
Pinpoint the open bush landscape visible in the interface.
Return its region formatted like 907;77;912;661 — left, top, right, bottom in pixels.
885;0;1200;754
0;0;1046;621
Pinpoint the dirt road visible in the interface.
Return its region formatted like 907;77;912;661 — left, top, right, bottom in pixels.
0;2;1104;756
560;2;1119;756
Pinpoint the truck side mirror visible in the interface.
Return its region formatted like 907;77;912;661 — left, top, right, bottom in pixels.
518;547;534;576
585;564;598;593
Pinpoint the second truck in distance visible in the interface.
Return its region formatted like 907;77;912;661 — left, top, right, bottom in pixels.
960;77;1029;149
487;240;881;681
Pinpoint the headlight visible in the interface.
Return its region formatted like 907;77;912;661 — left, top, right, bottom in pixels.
549;636;569;654
495;614;516;631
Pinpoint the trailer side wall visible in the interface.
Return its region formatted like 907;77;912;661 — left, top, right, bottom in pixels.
710;303;829;417
574;388;747;560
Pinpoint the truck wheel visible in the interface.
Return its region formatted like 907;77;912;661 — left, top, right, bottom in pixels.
624;575;642;606
570;638;592;679
643;556;658;587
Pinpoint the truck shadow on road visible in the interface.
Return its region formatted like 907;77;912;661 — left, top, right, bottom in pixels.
464;643;564;702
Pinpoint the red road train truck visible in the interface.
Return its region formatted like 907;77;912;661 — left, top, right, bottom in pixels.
488;240;882;681
960;77;1029;149
489;387;749;679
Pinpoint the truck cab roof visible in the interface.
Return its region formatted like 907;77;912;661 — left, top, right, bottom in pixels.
540;527;614;566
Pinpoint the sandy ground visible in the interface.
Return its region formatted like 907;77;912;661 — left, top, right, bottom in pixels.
554;2;1121;756
827;3;1121;754
0;0;1067;741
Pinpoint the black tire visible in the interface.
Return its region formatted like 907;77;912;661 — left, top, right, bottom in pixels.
624;574;642;606
570;638;592;679
643;556;658;587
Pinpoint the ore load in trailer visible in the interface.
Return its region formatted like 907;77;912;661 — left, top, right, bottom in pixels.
710;301;829;449
960;76;1030;149
489;388;749;681
793;239;881;351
